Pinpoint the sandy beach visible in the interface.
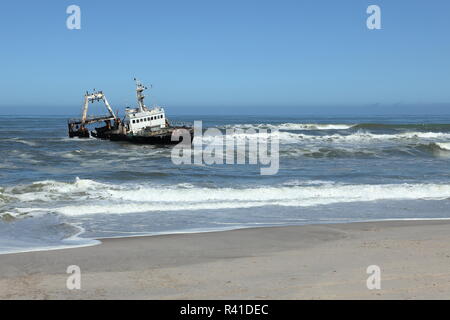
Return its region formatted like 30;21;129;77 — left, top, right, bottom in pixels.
1;220;450;300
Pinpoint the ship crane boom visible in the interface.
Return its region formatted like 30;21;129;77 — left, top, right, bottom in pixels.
81;91;117;125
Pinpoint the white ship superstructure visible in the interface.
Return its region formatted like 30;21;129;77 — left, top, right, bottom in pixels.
123;79;167;134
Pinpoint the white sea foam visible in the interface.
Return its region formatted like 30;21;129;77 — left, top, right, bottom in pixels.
436;142;450;151
7;179;450;216
199;129;450;146
5;178;113;202
2;138;38;147
0;225;100;255
221;123;356;131
279;123;356;130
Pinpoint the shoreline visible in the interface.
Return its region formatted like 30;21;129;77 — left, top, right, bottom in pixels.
4;217;450;256
1;219;450;299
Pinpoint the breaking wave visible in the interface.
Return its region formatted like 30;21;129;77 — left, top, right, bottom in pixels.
198;129;450;146
220;123;356;131
3;178;450;217
353;123;450;131
435;142;450;151
282;142;450;158
220;122;450;132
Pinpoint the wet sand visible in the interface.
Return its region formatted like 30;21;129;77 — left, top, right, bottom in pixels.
1;220;450;299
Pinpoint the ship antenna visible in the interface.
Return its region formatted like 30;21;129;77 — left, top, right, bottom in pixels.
134;78;150;112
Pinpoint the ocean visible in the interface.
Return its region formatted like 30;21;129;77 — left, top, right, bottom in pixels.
1;114;450;254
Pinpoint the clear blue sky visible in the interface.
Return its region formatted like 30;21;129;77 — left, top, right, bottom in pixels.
0;0;449;115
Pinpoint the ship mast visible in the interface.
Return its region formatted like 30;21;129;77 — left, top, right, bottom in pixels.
134;78;150;112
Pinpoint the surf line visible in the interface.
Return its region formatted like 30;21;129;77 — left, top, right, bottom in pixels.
171;120;279;175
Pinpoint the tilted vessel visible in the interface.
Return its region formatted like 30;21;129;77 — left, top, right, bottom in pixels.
68;79;193;145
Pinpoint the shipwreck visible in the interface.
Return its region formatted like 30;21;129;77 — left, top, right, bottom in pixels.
68;79;193;145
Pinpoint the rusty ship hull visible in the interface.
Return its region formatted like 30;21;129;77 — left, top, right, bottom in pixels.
92;125;194;145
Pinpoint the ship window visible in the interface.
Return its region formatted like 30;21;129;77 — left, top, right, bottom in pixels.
132;120;135;123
